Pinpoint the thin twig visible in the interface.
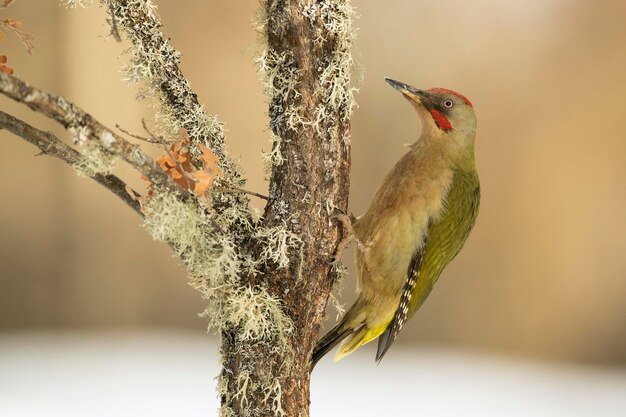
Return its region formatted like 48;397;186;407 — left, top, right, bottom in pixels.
107;3;122;42
0;110;143;217
141;119;168;144
0;72;185;197
116;122;176;145
115;123;155;143
141;118;160;141
216;186;269;201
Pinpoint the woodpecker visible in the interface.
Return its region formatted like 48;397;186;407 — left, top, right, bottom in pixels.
313;78;480;365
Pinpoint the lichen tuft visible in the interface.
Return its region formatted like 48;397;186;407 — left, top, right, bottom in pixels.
254;225;303;270
60;0;93;8
141;189;205;252
73;143;117;177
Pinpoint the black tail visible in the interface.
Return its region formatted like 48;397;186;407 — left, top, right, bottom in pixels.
311;324;352;368
375;326;393;363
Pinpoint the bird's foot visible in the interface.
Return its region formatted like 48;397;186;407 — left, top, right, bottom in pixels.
330;207;357;224
328;210;365;265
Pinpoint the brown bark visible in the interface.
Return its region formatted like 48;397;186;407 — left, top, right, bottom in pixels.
221;1;352;416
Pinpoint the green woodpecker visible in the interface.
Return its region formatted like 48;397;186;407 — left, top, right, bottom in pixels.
313;78;480;365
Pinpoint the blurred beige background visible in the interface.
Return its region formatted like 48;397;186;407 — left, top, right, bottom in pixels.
0;0;624;366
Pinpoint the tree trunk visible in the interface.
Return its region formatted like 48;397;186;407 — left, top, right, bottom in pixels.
220;1;354;416
0;1;356;415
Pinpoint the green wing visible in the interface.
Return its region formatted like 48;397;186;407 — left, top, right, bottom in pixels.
376;169;480;362
376;248;425;362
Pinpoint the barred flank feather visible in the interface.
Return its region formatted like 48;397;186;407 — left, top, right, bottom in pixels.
376;250;423;362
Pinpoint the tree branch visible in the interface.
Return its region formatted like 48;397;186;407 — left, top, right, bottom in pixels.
103;1;233;171
0;110;143;216
0;72;185;196
102;0;251;236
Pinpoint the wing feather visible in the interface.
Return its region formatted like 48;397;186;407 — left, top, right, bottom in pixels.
376;247;425;362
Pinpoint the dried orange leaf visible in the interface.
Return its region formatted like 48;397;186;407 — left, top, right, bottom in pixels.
0;54;12;74
143;127;223;197
0;64;14;75
170;169;184;180
157;155;177;169
197;143;223;177
191;170;215;196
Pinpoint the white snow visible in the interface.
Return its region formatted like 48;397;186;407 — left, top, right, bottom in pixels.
0;331;624;417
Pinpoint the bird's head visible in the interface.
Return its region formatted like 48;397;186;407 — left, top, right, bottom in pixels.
385;78;476;142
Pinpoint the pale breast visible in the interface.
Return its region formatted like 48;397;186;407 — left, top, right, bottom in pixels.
354;165;453;301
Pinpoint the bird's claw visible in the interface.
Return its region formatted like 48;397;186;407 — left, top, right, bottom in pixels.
329;208;356;225
328;209;364;264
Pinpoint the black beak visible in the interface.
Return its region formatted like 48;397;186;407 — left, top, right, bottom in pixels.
384;78;431;106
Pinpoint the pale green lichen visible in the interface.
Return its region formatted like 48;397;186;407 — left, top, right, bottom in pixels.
219;406;235;417
262;378;285;417
68;124;91;146
261;132;286;171
60;0;93;8
202;285;293;346
255;43;303;167
233;370;252;409
219;362;290;417
189;236;240;292
73;143;117;178
309;0;359;118
256;0;359;175
256;48;301;105
214;306;294;416
141;190;206;253
140;188;294;352
141;190;236;296
254;225;302;270
328;262;347;320
304;0;361;147
255;46;307;181
214;205;261;236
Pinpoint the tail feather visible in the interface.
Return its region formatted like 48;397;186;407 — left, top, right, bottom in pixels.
313;297;392;366
336;321;391;362
375;326;392;362
334;326;368;361
312;324;351;368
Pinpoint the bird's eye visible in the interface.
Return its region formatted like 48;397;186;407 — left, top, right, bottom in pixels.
443;99;454;108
